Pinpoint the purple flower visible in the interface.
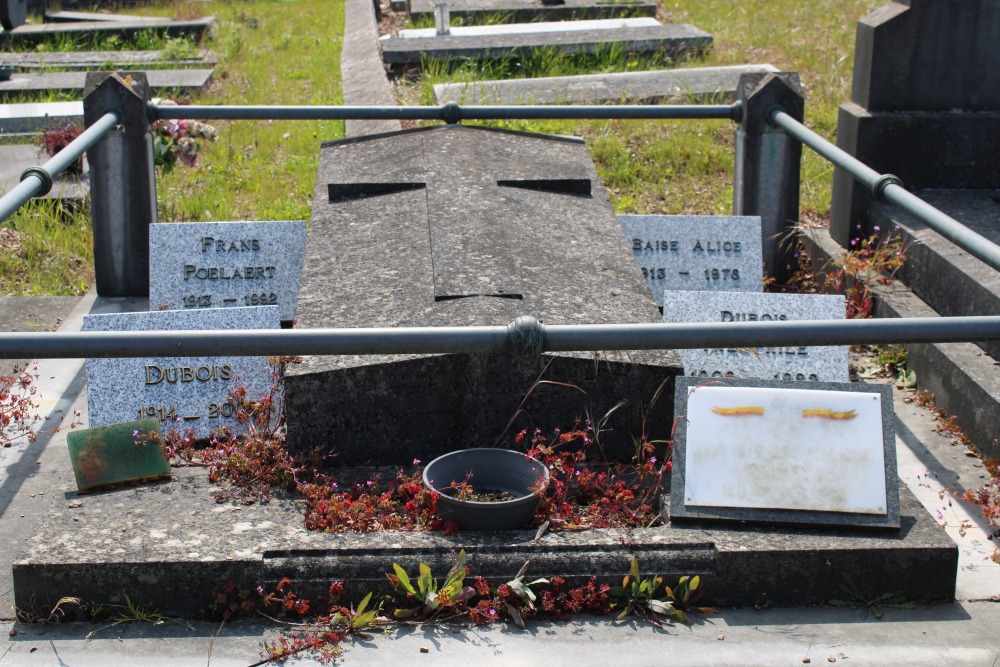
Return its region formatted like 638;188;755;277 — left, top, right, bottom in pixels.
650;456;657;464
413;458;422;465
873;225;880;232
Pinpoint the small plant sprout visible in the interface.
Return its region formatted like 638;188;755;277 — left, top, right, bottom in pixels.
828;573;916;620
386;549;475;621
503;560;548;628
610;557;681;626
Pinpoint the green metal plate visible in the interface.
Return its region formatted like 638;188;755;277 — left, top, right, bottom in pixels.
66;418;171;492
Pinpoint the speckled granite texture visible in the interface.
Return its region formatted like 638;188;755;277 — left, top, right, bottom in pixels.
617;214;764;306
663;291;849;382
83;306;279;437
12;466;955;617
287;125;681;464
148;221;306;322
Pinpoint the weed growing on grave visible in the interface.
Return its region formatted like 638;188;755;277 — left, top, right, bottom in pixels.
828;573;915;620
610;558;713;626
36;121;83;160
83;595;194;639
249;552;710;664
149;356;308;504
784;224;908;319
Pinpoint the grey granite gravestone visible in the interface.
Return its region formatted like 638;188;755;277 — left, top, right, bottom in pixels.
434;64;779;106
830;0;1000;245
83;306;279;438
380;24;712;68
148;221;306;323
670;376;899;530
0;69;214;97
662;291;848;382
618;214;763;306
285;124;681;465
406;0;658;22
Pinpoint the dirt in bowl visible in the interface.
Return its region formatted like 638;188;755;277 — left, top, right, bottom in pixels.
446;487;519;502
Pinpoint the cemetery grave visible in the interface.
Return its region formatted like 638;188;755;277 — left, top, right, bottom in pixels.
4;1;1000;659
380;22;713;68
434;63;779;105
404;0;658;23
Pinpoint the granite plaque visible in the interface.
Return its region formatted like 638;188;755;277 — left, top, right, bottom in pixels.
66;418;170;492
663;291;848;382
83;306;279;438
617;214;763;306
148;221;306;322
670;377;899;530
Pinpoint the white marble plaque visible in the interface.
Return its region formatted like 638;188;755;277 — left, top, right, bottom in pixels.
663;290;849;382
617;214;763;306
148;221;306;321
683;385;887;514
83;307;279;438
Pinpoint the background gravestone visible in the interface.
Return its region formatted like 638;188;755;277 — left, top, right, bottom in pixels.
618;214;763;306
662;291;848;382
829;0;1000;245
83;306;279;438
285;125;681;465
148;221;306;323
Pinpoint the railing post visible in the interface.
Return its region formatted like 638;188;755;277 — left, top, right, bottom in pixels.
733;72;803;283
83;72;157;297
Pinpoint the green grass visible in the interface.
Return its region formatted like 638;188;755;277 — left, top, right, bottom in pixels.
0;0;878;295
0;199;93;295
0;0;346;295
400;0;880;216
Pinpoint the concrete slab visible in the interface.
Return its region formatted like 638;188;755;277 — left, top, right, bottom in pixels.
43;11;173;23
10;461;956;618
0;296;79;333
434;64;778;105
380;24;713;67
394;17;661;39
0;143;88;202
408;0;658;23
800;225;1000;464
341;0;400;138
868;189;1000;359
0;49;217;70
4;602;1000;666
0;69;214;97
0;101;82;135
3;16;216;44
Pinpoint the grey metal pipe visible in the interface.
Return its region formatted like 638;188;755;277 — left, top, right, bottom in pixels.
769;108;1000;273
0;111;120;222
148;102;742;122
2;316;999;360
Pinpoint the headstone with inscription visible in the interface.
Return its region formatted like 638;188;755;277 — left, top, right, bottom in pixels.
148;221;306;323
670;376;899;530
618;214;763;306
83;306;280;438
662;291;848;382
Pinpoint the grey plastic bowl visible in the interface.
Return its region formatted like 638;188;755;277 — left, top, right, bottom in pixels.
422;448;549;530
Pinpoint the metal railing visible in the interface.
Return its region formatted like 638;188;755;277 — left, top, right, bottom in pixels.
1;316;1000;360
769;108;1000;274
148;101;742;123
1;89;999;361
0;111;119;221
